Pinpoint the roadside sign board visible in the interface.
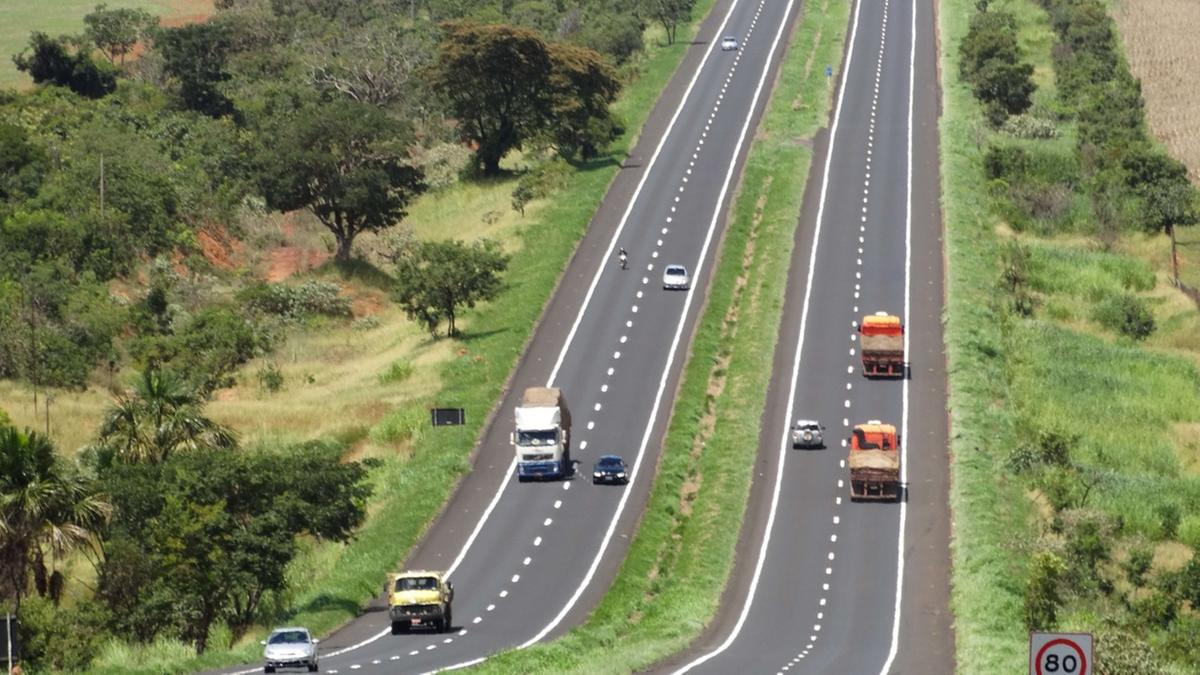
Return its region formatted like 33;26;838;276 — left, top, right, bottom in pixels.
1029;632;1093;675
430;407;466;426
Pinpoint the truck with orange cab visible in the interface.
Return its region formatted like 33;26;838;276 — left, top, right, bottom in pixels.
848;421;901;501
859;312;904;377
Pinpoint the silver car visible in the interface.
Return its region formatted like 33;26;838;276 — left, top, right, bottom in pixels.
721;36;739;51
663;264;690;290
262;627;319;673
791;420;825;448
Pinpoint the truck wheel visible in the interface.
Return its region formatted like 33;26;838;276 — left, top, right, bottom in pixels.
391;621;405;635
443;608;453;632
264;668;275;674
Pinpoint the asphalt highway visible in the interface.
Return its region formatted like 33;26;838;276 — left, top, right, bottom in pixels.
214;0;805;673
657;0;954;672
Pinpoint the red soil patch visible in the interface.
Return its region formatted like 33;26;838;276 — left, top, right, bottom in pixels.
265;247;331;282
196;224;243;271
350;290;386;318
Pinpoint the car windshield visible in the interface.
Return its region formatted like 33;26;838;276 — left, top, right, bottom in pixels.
268;631;308;645
796;422;817;430
724;36;736;42
397;576;438;592
599;457;624;468
517;429;558;445
666;266;685;275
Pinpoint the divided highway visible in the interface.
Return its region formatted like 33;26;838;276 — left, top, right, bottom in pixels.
658;0;953;671
217;0;804;672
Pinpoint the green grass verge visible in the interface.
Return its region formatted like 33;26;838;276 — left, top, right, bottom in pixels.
0;0;214;90
82;4;724;674
942;0;1200;672
466;1;850;671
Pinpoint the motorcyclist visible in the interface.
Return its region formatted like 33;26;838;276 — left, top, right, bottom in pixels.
618;247;628;269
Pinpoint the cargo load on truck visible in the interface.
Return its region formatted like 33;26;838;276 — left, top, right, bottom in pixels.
513;386;572;480
859;312;905;378
848;421;901;501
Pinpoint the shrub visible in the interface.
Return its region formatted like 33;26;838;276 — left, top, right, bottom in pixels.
1156;502;1181;539
1123;545;1154;587
1178;514;1200;550
237;281;353;321
984;144;1031;181
1000;114;1061;139
379;360;414;384
1092;293;1155;340
1131;590;1176;629
257;361;284;393
415;142;473;191
16;594;111;671
1025;551;1068;630
511;157;574;213
1094;626;1163;675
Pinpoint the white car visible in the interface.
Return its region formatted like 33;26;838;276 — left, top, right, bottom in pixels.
662;264;690;290
791;420;825;448
721;36;739;51
262;627;319;673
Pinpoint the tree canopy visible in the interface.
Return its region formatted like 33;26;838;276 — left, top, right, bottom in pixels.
392;237;509;336
429;21;622;173
257;99;426;261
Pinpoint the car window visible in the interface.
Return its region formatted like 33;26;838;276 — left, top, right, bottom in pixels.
667;266;685;274
398;576;438;591
269;631;308;644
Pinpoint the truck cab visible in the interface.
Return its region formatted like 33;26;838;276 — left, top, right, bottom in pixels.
513;387;571;480
388;570;453;634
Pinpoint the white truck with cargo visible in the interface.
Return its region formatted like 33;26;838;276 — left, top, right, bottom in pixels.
512;387;572;480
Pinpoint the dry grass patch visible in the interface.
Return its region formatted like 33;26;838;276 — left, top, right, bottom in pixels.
1152;540;1194;575
1171;423;1200;476
1113;0;1200;184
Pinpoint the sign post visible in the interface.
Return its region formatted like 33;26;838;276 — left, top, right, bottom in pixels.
1029;632;1093;675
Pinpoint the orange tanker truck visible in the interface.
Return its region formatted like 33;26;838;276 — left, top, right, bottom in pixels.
859;312;904;377
848;421;901;501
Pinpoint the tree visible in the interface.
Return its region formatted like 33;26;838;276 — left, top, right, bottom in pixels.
257;99;425;261
548;42;623;160
157;23;235;117
959;10;1019;83
645;0;697;45
392;238;509;337
1122;147;1200;283
0;426;111;611
83;4;157;65
430;22;624;172
13;32;117;98
429;22;554;174
0;122;47;200
97;442;372;651
96;368;236;465
972;58;1036;125
308;21;436;110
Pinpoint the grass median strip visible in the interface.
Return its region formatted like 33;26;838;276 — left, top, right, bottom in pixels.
469;0;850;672
84;6;721;675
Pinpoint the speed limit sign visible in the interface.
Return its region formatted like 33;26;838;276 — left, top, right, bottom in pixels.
1029;632;1093;675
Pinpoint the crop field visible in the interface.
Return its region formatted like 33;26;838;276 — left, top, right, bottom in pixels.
0;0;213;89
1112;0;1200;185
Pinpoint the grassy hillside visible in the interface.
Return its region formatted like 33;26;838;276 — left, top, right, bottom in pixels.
941;0;1200;671
0;0;214;89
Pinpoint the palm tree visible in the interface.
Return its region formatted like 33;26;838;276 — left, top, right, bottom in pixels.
0;425;111;609
98;369;236;464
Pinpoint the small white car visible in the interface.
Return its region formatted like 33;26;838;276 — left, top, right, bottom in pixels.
662;264;690;290
262;627;319;673
721;36;739;51
791;420;825;449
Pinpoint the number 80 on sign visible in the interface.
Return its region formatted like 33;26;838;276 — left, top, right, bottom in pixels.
1029;632;1093;675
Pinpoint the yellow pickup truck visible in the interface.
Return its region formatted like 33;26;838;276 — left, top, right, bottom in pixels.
388;570;454;634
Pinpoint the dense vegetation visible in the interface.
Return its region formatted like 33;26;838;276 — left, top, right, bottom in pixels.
944;0;1200;671
0;0;683;671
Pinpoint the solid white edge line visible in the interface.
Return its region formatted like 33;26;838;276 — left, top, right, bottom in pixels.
518;0;799;650
670;0;865;671
877;0;916;670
